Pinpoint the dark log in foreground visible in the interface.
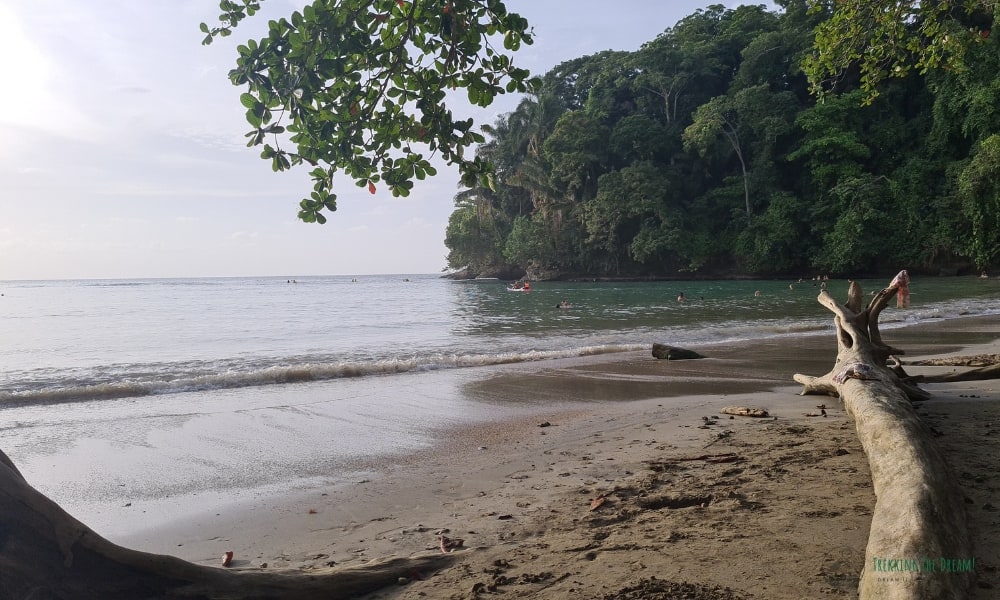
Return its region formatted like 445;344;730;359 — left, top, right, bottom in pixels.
793;272;973;599
0;449;456;600
651;344;705;360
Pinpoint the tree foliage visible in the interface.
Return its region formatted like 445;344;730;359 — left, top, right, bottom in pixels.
957;134;1000;269
803;0;996;103
202;1;998;278
443;1;999;279
201;0;538;223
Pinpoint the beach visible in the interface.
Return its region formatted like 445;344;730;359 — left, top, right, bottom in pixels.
101;316;1000;599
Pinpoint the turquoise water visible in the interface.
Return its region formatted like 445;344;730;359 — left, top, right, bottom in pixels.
1;274;997;406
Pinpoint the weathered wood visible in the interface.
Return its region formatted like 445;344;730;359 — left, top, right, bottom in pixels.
898;353;1000;383
651;344;705;360
793;271;973;599
914;363;1000;382
0;447;457;600
906;353;1000;367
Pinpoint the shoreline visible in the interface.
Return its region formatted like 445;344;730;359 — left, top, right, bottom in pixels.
112;315;999;598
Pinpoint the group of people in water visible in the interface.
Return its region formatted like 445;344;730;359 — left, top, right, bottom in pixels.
513;270;994;311
675;275;836;303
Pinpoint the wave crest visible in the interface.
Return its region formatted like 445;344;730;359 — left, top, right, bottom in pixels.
0;344;642;407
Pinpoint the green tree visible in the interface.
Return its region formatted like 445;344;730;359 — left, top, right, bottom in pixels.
608;115;672;165
201;0;538;223
683;95;751;216
957;134;1000;270
803;0;995;102
787;90;871;191
683;85;797;219
813;174;897;273
502;214;573;275
445;201;505;275
584;162;671;272
542;111;610;202
734;191;813;274
440;1;998;278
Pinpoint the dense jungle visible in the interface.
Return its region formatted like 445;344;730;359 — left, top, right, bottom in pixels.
443;1;1000;280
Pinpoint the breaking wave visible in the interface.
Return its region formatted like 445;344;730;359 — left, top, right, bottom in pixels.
0;344;644;407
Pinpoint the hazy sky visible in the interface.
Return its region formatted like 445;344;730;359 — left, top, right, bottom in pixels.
0;1;777;280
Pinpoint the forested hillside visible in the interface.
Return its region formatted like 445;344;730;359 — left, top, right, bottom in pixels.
444;1;999;280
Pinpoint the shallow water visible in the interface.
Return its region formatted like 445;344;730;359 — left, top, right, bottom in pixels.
1;274;997;537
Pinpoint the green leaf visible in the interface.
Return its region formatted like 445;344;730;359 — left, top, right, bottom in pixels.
204;0;536;224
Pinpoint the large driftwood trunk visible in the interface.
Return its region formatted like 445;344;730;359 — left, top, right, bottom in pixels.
793;273;974;599
0;449;455;599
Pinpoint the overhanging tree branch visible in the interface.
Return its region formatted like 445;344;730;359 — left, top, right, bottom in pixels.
201;0;540;223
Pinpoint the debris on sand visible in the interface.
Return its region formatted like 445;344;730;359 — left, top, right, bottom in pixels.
439;536;464;553
720;406;769;418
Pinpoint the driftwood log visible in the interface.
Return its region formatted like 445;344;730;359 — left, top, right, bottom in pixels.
906;354;1000;383
0;449;456;599
914;363;1000;382
793;272;974;599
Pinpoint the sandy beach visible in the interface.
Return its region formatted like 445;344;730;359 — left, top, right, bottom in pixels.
108;317;999;598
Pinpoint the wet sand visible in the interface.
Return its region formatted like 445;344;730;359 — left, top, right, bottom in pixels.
112;315;999;599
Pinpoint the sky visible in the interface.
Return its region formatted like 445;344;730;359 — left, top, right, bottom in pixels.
0;1;777;280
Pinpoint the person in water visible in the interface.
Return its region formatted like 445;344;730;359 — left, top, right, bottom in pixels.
557;300;571;309
677;292;685;303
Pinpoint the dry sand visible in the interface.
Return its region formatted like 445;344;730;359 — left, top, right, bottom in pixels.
131;317;999;599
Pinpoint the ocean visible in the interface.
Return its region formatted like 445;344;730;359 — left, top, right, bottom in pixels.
1;273;997;537
4;274;998;406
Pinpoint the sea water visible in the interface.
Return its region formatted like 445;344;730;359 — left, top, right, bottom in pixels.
1;274;997;536
3;274;997;405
